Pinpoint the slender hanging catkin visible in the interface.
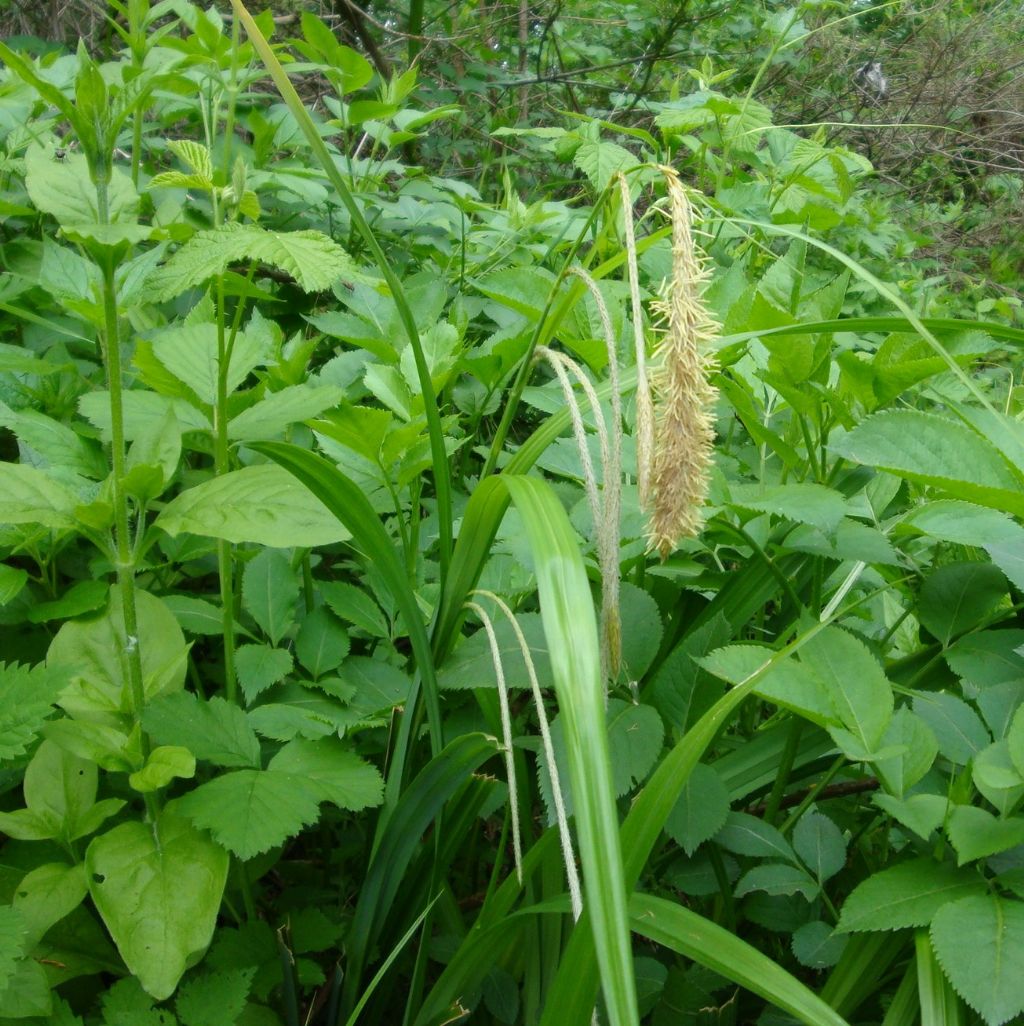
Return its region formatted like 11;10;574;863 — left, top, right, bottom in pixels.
645;166;719;559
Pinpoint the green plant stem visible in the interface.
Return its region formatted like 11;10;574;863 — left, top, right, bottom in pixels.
94;164;151;759
780;755;846;835
761;717;803;826
214;276;239;703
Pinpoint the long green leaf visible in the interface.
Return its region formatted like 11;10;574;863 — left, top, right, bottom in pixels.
629;893;850;1026
250;442;443;787
231;0;453;586
501;475;638;1026
341;733;496;1018
916;930;965;1026
538;616;837;1026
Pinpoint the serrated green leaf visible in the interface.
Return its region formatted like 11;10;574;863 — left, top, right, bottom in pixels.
148;223;360;301
664;762;731;856
157;465;351;548
728;482;847;534
143;692;260;769
150;323;266;406
875;706;938;798
228;384;344;441
176;968;254;1026
86;803;229;1000
913;692;990;765
318;581;389;637
294;606;350;679
792;921;847;970
175;768;322;859
572;139;639;190
837;858;985;933
235;645;294;704
800;627;892;752
714;811;796;863
831;410;1024;517
735;862;818;901
0;462;79;529
793;810;846;883
0;661;69;762
539;699;664;822
268;738;383;810
931;895;1024;1025
919;562;1009;647
947;806;1024;865
439;612;552;691
241;549;299;646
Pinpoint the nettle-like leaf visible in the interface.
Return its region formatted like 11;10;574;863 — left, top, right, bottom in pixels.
235;644;294;704
664;762;731;857
831;409;1024;518
147;222;364;301
792;810;846;883
176;967;254;1026
268;737;384;810
918;562;1009;648
0;462;80;530
142;692;260;769
149;322;267;407
175;738;381;860
931;895;1024;1025
156;464;351;549
714;812;797;864
837;857;988;933
572;139;640;191
946;806;1024;865
242;548;299;646
727;482;847;535
295;606;350;679
86;802;229;1001
228;383;344;442
0;661;68;762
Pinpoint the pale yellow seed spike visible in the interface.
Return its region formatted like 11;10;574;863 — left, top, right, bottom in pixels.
645;166;719;560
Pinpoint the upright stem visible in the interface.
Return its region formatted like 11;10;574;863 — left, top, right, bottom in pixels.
100;255;148;729
215;273;238;704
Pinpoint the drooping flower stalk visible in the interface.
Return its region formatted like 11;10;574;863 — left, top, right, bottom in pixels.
466;600;522;882
535;344;621;682
566;267;623;680
643;166;719;559
474;590;584;920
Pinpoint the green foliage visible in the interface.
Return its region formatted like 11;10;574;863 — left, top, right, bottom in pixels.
0;1;1022;1024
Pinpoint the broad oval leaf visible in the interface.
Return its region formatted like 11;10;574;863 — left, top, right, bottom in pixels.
86;804;229;1000
931;895;1024;1026
156;464;351;548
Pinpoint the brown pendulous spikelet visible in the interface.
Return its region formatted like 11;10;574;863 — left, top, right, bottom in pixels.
644;166;719;560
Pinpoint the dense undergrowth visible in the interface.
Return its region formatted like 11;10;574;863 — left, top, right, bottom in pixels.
1;2;1024;1025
